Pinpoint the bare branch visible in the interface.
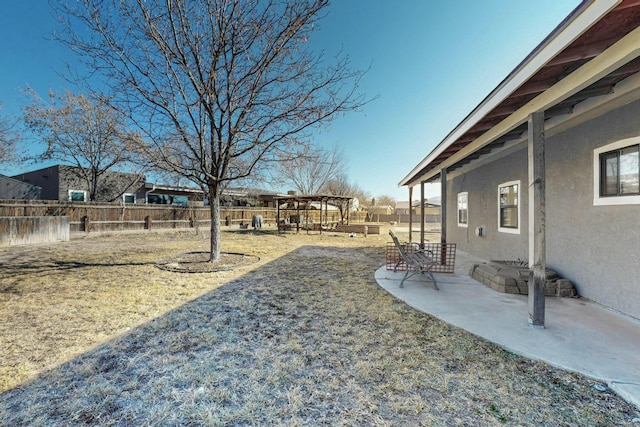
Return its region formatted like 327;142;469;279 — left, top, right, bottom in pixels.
21;88;139;201
51;0;370;259
277;144;348;195
0;104;22;166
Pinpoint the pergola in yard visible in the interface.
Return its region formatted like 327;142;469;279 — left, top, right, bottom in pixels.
275;195;352;234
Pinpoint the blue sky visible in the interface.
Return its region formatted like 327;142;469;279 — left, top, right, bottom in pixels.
0;0;580;201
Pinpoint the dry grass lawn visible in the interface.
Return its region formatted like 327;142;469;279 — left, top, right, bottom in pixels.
0;229;638;425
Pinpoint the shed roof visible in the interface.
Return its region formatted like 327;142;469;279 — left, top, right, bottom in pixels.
274;194;353;203
400;0;640;187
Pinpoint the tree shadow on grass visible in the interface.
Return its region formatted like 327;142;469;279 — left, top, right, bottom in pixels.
0;259;157;287
0;244;636;426
0;245;401;425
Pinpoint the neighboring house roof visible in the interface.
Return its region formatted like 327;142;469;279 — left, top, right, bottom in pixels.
275;194;355;212
0;174;41;200
144;182;203;195
144;184;286;198
225;187;285;197
396;199;441;210
367;205;393;213
422;196;441;207
400;0;640;187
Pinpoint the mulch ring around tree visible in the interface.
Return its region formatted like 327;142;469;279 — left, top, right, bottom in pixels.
155;251;260;273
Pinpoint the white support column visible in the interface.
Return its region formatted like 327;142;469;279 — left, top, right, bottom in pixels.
440;168;447;245
420;181;425;247
408;186;413;243
528;111;546;328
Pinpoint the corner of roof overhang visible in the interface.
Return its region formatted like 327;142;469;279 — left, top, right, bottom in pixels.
398;0;620;189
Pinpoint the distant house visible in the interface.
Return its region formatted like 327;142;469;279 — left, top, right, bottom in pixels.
11;165;145;203
142;182;204;206
0;174;41;200
9;165;283;206
220;188;283;208
367;205;393;216
400;0;640;321
395;200;441;225
393;201;413;216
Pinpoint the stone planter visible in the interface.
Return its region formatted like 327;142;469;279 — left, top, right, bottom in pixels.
469;261;577;297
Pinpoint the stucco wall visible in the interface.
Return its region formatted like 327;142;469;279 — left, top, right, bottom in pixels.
0;175;41;200
447;149;529;262
447;99;640;319
12;166;145;202
546;99;640;319
57;166;145;202
13;166;60;200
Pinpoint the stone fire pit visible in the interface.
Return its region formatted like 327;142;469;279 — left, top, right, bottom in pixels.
470;260;577;297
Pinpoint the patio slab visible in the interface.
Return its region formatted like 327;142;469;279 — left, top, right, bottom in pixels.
374;251;640;410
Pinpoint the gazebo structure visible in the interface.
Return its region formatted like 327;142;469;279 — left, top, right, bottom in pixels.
275;194;352;234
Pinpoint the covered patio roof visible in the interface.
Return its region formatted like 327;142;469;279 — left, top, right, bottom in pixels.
274;194;353;233
274;194;353;205
400;0;640;187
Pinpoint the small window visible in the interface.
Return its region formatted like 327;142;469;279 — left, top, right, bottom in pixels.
123;193;136;204
594;138;640;205
498;181;519;234
69;190;87;202
457;192;468;227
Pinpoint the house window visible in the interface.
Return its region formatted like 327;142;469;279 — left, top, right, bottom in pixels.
594;137;640;205
498;181;519;234
69;190;87;202
123;193;136;204
457;192;468;227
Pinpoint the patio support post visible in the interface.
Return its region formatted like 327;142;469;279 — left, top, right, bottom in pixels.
408;186;413;243
347;198;350;225
320;198;324;234
277;199;281;232
420;181;425;247
440;168;447;245
528;111;546;328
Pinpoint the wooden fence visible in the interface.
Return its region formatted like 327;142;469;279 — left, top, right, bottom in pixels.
0;216;69;246
0;200;367;234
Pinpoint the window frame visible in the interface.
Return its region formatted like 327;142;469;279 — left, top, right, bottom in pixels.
457;192;468;228
593;137;640;206
123;193;136;204
68;190;87;202
498;180;520;234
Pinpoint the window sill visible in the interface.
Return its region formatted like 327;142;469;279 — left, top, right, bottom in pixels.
593;195;640;206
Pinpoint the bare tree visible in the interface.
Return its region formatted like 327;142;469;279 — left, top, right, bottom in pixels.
322;173;369;220
323;174;370;203
53;0;367;261
376;194;396;207
0;104;20;166
277;144;348;195
22;88;139;201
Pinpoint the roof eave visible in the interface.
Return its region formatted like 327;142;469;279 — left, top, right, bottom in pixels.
399;0;619;187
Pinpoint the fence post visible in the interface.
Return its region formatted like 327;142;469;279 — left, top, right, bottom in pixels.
145;216;152;230
81;216;90;233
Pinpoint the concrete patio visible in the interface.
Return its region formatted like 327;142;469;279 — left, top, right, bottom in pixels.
374;250;640;410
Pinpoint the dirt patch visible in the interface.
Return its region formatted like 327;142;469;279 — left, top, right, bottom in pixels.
156;251;260;273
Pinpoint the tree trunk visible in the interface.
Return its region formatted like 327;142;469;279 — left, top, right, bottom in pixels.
209;189;221;261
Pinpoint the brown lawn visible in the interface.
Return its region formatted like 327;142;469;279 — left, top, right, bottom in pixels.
0;229;637;425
